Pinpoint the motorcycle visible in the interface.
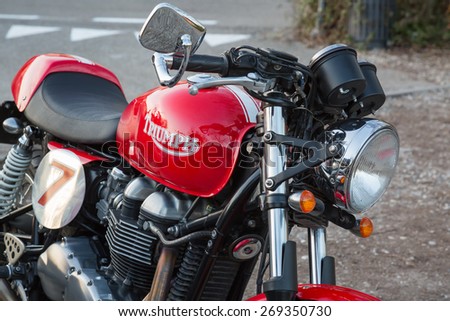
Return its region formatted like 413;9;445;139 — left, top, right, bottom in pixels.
0;3;399;301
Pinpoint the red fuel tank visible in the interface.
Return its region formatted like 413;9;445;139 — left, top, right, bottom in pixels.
117;83;260;197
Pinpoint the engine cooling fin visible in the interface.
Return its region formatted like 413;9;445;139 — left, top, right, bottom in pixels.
106;209;157;290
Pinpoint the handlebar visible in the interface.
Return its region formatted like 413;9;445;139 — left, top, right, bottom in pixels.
171;54;229;75
154;51;273;94
152;52;230;88
152;45;308;94
153;47;301;97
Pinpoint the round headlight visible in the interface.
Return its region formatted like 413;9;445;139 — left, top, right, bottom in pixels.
319;119;399;213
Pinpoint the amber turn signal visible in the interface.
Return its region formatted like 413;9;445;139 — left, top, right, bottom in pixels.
359;217;374;238
349;216;374;238
299;190;316;213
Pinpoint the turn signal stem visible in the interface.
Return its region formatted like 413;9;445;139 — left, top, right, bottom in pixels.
325;208;373;238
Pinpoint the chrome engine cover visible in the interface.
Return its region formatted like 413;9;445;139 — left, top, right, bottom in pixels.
37;237;112;300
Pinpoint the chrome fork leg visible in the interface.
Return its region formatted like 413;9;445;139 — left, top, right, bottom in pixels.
308;227;327;284
262;105;298;300
263;105;288;278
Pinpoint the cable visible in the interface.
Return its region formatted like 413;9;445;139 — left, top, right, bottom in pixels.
145;221;212;247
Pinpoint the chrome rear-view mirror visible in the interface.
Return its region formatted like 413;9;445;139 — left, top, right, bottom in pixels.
139;3;206;54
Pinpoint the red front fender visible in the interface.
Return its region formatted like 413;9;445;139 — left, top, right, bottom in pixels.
246;284;380;301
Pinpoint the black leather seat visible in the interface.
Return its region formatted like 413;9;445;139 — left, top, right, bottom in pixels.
24;72;128;144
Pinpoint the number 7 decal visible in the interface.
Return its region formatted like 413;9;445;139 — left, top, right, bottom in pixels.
37;160;75;206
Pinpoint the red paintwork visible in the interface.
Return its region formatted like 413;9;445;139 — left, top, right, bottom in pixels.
11;53;124;111
117;83;260;197
47;141;108;164
247;284;380;301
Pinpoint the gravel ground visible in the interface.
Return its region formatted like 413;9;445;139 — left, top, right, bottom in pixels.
361;47;450;87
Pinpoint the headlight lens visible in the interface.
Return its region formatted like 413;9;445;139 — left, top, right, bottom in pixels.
319;119;399;213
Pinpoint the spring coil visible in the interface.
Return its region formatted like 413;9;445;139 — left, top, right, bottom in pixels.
0;147;32;218
167;242;205;301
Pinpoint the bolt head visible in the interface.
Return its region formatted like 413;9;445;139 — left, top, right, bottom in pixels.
265;179;274;189
332;161;339;170
263;132;272;142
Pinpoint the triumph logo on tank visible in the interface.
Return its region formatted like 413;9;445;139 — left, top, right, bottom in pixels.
143;112;200;157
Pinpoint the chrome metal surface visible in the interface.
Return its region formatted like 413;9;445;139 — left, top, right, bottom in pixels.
152;34;192;87
288;192;302;212
232;237;263;260
2;117;23;135
309;43;349;65
139;3;205;54
187;73;216;84
18;127;34;148
308;228;327;284
263;105;288;278
188;73;271;95
319;118;399;213
37;237;112;301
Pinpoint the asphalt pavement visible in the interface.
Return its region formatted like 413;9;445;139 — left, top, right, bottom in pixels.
0;0;445;153
0;0;442;100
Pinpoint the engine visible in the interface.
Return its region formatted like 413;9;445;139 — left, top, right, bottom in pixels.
108;178;196;299
37;166;196;300
104;174;159;298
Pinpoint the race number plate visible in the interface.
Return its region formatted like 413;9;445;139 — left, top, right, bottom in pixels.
32;149;85;229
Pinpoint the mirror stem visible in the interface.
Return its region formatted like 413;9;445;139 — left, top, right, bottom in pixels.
152;34;192;87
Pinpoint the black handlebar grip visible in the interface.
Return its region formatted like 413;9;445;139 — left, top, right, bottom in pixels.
171;54;229;75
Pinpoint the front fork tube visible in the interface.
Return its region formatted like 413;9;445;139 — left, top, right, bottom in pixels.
308;227;336;285
262;105;297;300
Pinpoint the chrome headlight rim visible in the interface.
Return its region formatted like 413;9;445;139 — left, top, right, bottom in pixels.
319;118;399;214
